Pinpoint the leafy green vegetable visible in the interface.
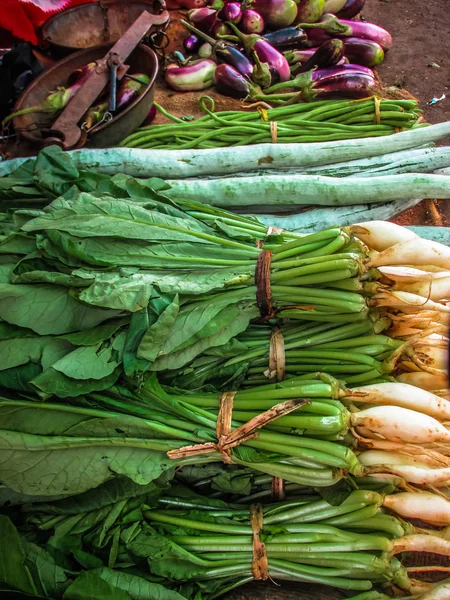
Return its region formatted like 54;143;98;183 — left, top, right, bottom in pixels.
0;515;37;595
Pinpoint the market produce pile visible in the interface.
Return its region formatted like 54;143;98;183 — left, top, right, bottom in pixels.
0;146;449;600
163;0;390;103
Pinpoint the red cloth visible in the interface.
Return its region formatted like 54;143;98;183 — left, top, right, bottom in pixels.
0;0;95;45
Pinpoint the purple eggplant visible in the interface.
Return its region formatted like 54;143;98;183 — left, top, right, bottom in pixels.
305;72;377;100
214;63;261;98
240;9;265;34
3;62;97;126
219;2;242;24
295;0;325;24
83;74;150;129
317;14;393;49
305;28;333;47
187;7;218;32
336;0;366;19
165;59;216;91
344;37;385;67
181;19;254;77
262;27;308;50
216;45;254;77
226;22;291;82
142;104;157;127
296;38;344;72
244;0;298;29
312;63;374;79
184;34;202;53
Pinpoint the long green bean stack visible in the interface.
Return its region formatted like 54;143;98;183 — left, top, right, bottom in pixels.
120;97;423;150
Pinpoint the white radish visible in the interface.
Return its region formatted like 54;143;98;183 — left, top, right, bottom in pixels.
415;579;450;600
397;371;448;391
394;277;450;302
378;266;450;284
351;405;450;444
392;534;450;557
383;492;450;525
368;238;450;270
351;221;418;251
411;346;448;371
347;382;450;420
358;450;450;484
370;290;450;313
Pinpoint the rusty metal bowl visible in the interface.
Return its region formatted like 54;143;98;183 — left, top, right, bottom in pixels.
40;0;168;55
12;43;159;149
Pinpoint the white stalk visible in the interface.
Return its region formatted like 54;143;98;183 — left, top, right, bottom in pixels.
351;221;418;251
351;405;450;443
392;534;450;556
367;238;450;270
347;382;450;420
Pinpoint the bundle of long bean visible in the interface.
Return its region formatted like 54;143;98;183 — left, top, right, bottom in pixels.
120;97;423;150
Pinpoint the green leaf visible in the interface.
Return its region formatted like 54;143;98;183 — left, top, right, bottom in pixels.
0;234;37;255
0;430;178;496
52;343;119;380
33;146;80;198
30;366;121;398
23;541;68;599
78;273;154;312
0;337;49;370
316;479;354;506
64;571;132;600
41;339;74;370
137;295;179;362
0;362;43;392
0;284;120;335
95;567;187;600
125;525;206;581
60;318;129;346
0;515;37;595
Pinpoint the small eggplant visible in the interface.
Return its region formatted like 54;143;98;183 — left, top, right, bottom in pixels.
3;62;97;126
296;38;344;72
295;0;325;24
336;0;366;19
212;21;232;37
214;63;260;98
216;45;254;77
165;59;216;91
344;37;385;67
262;27;308;50
198;42;214;58
323;0;347;13
240;9;265;34
306;72;377;100
226;22;291;82
184;34;202;53
305;28;333;47
187;7;218;32
84;75;150;129
142;104;157;127
244;0;298;29
182;19;254;77
284;48;317;64
219;2;242;24
312;63;374;79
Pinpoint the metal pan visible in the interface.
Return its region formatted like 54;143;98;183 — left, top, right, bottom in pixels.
12;43;158;149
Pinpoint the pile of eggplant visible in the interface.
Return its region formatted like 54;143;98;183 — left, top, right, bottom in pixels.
165;0;392;102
